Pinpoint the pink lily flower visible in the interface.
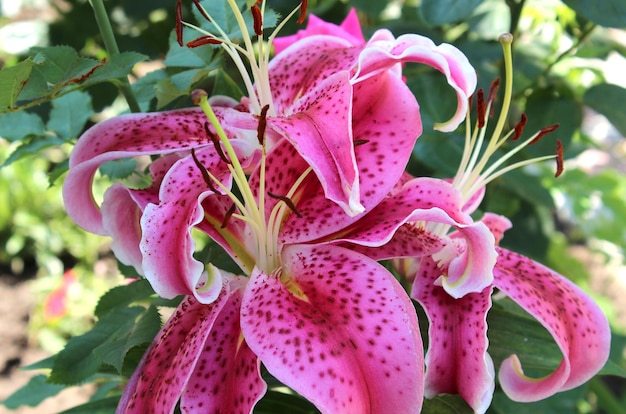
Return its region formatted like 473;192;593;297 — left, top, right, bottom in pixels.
394;35;610;412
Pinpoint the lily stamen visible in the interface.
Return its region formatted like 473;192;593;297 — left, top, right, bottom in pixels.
267;192;303;218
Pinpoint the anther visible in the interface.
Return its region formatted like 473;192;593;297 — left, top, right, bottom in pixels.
257;104;270;145
221;203;237;228
297;0;308;24
187;36;222;48
530;123;559;145
476;89;486;128
204;122;232;165
512;113;528;141
191;0;211;21
268;192;303;218
251;5;263;36
176;0;184;46
191;148;219;193
487;78;500;118
555;140;564;178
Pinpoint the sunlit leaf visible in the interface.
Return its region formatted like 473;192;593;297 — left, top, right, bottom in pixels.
95;278;155;319
47;90;93;140
0;58;37;110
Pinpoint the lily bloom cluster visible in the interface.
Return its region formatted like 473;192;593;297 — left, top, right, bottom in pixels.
62;1;610;413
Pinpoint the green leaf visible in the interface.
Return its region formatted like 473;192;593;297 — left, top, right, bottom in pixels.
49;306;145;385
163;31;220;68
491;385;587;414
255;390;319;414
81;52;147;86
57;396;121;414
47;90;93;140
523;91;581;159
563;0;626;28
92;306;162;373
420;0;483;25
1;374;64;409
98;158;137;180
420;394;474;413
467;0;511;40
0;58;37;110
584;83;626;137
488;298;562;376
0;111;45;142
212;68;245;101
1;135;66;168
95;278;155;318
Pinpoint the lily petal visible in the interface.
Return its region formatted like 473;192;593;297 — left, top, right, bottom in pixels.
273;9;365;55
269;70;362;215
101;155;181;275
63;108;214;235
240;244;423;414
140;145;233;303
412;255;495;414
118;276;265;414
493;248;611;402
355;32;477;131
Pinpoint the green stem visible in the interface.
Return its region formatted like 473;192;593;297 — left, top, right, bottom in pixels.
89;0;141;113
588;377;625;414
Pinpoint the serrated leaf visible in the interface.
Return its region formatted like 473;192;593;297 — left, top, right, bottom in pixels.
98;158;137;180
92;305;162;373
47;90;93;140
57;396;121;414
563;0;626;28
155;77;189;108
0;111;45;142
584;83;626;137
131;68;168;111
0;58;37;110
21;355;56;370
49;306;145;385
212;68;245;100
420;0;483;25
82;52;148;86
95;278;155;319
1;374;64;409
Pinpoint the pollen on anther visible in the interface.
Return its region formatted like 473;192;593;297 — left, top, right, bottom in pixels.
530;123;559;145
251;5;263;35
476;89;486;128
297;0;309;24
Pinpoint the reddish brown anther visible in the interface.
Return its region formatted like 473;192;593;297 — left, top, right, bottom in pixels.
191;148;219;193
268;192;303;218
297;0;308;24
487;78;500;118
191;0;211;21
221;203;237;228
187;36;222;48
512;113;528;141
257;104;270;145
251;5;263;35
555;139;564;177
204;122;232;165
530;123;559;145
476;89;486;128
176;0;184;46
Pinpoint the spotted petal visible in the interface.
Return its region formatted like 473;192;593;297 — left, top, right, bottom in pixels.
493;247;611;402
273;8;365;55
356;31;477;132
140;146;234;303
412;255;495;413
117;276;265;414
240;244;423;413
